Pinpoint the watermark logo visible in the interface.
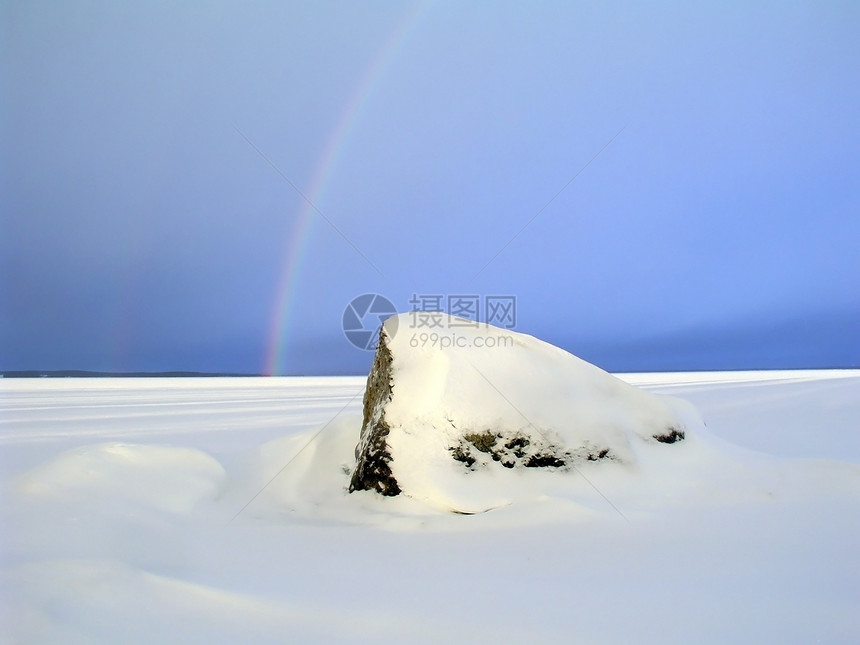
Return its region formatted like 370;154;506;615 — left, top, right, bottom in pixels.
342;293;398;350
408;294;517;329
343;293;518;351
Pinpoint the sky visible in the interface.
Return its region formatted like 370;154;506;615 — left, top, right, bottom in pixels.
2;1;858;375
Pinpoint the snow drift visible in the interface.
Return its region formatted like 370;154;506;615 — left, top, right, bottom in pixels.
14;442;226;514
349;315;702;512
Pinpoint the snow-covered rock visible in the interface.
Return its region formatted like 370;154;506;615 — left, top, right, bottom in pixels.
349;314;696;510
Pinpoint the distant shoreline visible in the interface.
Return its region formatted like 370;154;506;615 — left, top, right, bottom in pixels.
1;367;855;380
0;370;260;379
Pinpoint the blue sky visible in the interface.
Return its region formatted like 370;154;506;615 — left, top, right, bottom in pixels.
2;1;858;375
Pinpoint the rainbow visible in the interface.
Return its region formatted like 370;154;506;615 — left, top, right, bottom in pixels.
264;4;427;375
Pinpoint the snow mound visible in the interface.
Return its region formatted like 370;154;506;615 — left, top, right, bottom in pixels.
349;314;702;512
15;442;226;514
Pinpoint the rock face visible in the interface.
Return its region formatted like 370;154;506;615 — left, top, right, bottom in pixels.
349;314;691;507
348;332;400;496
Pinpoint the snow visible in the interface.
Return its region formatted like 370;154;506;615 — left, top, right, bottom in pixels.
2;371;859;643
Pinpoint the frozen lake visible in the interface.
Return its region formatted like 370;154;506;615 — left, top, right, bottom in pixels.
2;372;859;643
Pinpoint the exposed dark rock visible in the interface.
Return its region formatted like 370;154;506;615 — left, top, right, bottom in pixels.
348;328;400;496
463;431;500;453
505;436;530;457
653;427;686;444
451;446;476;467
450;430;572;471
524;454;567;468
586;448;611;461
